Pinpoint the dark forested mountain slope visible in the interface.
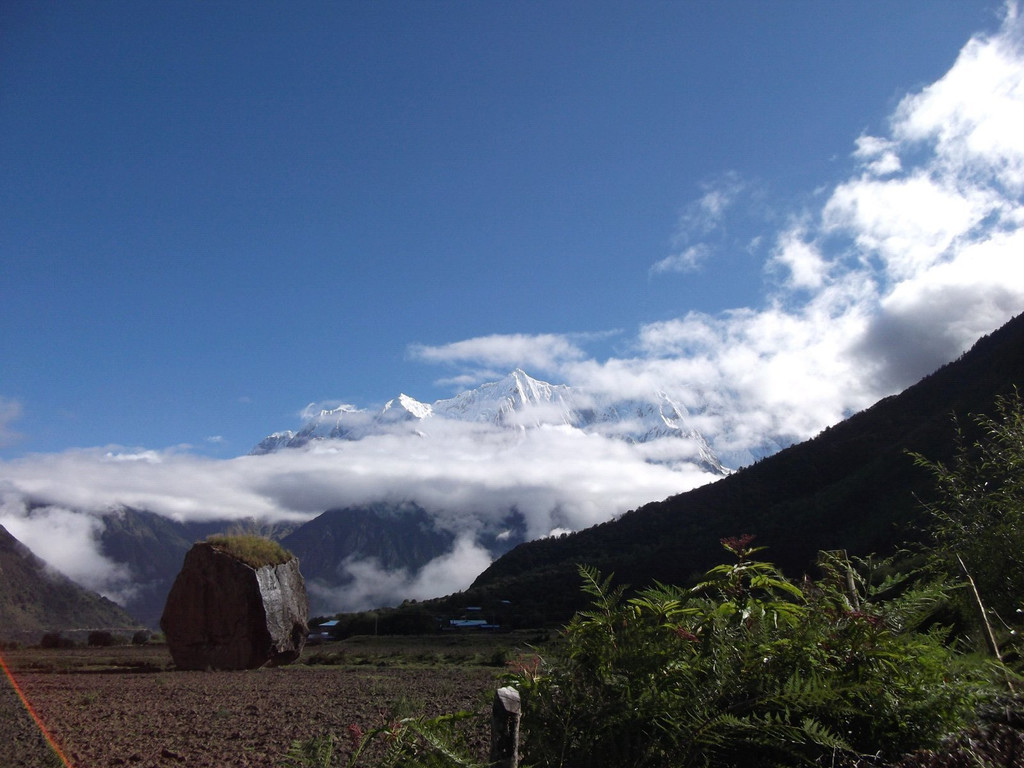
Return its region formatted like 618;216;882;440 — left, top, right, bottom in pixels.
455;313;1024;626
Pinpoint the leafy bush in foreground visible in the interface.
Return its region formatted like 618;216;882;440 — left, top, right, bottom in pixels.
506;539;993;768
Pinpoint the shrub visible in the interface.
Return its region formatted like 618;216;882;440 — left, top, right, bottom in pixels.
40;632;75;649
205;533;292;568
344;711;484;768
87;630;117;647
131;630;151;645
506;540;991;768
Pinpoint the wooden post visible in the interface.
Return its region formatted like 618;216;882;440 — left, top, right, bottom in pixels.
490;686;521;768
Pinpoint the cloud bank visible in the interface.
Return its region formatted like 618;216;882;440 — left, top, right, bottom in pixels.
3;7;1024;610
0;425;711;609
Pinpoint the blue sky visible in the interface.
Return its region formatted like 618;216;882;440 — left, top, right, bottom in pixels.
3;1;1024;609
2;1;1014;457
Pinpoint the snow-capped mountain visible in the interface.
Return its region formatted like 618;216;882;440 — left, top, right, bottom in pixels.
431;369;576;427
253;370;727;475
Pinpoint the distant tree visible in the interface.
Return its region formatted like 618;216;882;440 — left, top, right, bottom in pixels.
87;630;116;647
40;632;74;648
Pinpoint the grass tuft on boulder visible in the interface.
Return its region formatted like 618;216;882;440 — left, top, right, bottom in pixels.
205;534;293;568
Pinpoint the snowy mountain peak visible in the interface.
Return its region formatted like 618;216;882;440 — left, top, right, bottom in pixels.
380;394;433;422
433;369;575;427
251;370;728;475
326;403;359;415
251;430;297;454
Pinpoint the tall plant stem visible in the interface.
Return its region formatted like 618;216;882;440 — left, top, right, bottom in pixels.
957;555;1015;694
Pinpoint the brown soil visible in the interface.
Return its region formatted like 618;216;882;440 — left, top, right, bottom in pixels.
1;639;517;768
1;657;63;768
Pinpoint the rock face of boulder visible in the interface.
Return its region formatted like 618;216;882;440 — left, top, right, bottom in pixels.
160;542;309;670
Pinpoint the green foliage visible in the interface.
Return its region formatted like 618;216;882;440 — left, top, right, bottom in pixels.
910;389;1024;638
281;699;485;767
282;733;335;768
891;693;1024;767
205;533;293;568
506;542;990;768
344;711;484;768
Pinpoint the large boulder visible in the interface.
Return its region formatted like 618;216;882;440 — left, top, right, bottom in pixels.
160;540;309;670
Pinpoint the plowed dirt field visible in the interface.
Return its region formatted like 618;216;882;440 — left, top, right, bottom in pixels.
1;636;524;768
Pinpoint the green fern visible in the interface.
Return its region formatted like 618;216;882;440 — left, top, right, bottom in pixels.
345;711;484;768
281;733;334;768
507;549;991;768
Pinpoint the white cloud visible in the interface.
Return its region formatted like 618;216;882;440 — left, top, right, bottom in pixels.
893;8;1024;192
0;425;715;610
409;333;586;378
853;135;902;177
650;172;755;277
562;295;877;468
684;171;746;233
310;535;495;612
651;245;709;275
823;172;992;279
104;449;164;463
769;228;828;290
